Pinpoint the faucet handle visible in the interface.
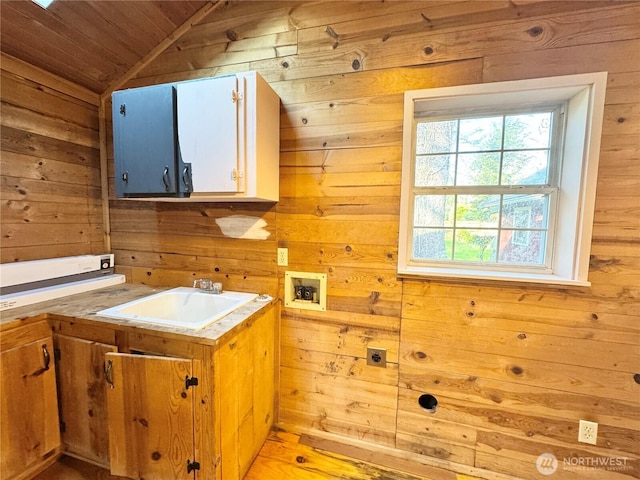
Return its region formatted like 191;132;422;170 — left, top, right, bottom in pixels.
193;278;213;289
193;278;222;293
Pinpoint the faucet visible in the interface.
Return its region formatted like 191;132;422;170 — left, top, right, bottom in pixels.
193;278;222;294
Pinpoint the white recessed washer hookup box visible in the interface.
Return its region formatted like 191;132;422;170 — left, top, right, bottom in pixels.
284;271;327;312
0;254;125;312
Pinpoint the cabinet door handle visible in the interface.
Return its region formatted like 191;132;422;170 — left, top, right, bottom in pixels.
162;166;171;192
42;344;50;371
105;359;114;388
183;166;192;192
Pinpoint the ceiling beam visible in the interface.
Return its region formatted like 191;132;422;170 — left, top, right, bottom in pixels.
100;0;225;101
1;52;100;106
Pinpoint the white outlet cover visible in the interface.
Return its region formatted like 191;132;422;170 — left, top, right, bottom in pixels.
578;419;598;445
277;248;288;266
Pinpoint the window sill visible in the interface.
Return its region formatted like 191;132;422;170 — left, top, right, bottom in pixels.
398;266;591;287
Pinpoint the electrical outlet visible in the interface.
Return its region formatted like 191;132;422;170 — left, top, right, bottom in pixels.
366;347;387;368
578;420;598;445
277;248;288;266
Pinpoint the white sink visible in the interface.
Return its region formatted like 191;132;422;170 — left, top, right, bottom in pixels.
97;287;258;330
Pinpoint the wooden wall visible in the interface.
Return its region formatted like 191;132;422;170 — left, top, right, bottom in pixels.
0;55;104;263
110;1;639;479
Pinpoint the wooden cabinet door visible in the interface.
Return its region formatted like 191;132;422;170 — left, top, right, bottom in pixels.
217;304;277;480
105;352;199;480
54;334;117;467
176;74;242;194
0;322;60;479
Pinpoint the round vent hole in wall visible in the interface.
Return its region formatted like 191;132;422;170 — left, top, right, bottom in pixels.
418;394;438;413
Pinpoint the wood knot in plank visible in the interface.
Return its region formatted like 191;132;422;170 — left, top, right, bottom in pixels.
296;456;306;463
137;418;149;427
590;255;621;270
518;333;527;339
351;59;361;70
325;25;339;40
527;26;543;37
368;291;380;304
488;392;503;404
510;365;524;376
634;374;640;384
225;29;238;41
423;46;434;55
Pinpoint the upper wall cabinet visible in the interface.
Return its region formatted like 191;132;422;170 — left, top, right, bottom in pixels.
112;72;280;202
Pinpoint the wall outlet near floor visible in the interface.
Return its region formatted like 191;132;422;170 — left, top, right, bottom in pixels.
578;420;598;445
277;248;288;266
366;347;387;368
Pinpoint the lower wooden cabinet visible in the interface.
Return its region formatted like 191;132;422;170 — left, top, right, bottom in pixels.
105;353;201;479
0;321;60;480
48;299;278;480
54;334;116;467
217;303;277;479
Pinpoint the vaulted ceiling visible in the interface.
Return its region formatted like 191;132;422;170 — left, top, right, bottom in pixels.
0;0;217;94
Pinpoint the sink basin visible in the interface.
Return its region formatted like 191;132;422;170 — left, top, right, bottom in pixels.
97;287;258;330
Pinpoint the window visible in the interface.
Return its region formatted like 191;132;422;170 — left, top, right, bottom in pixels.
398;73;608;286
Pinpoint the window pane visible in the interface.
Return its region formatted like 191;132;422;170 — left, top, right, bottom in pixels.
499;230;546;265
501;194;548;230
502;150;549;185
413;228;452;260
453;229;497;262
456;153;500;185
456;194;500;228
414;195;454;227
415;154;455;186
459;116;502;152
504;112;552;149
416;120;458;154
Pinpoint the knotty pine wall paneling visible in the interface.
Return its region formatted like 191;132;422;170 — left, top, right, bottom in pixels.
108;2;640;479
1;57;104;263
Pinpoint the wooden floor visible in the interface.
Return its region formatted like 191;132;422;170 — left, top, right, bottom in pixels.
36;429;482;480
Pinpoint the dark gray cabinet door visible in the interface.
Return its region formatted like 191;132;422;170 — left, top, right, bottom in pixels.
112;84;188;197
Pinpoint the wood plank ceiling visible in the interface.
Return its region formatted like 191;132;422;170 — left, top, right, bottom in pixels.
0;0;210;94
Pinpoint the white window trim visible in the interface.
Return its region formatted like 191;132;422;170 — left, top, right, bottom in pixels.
398;72;608;286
